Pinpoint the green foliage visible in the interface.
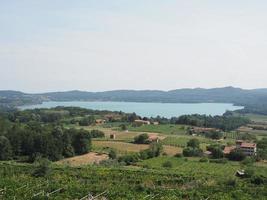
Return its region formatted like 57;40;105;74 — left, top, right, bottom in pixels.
207;144;224;159
90;129;105;138
228;150;246;161
71;129;92;155
175;114;250;131
187;138;200;149
79;116;95;126
108;149;117;159
162;161;173;168
134;133;149;144
32;157;51;177
199;157;209;162
0;136;12;160
183;147;202;157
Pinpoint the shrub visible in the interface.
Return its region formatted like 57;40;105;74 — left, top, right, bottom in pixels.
187;139;200;149
199;157;209;162
162;161;173;168
108;149;117;159
118;154;139;165
32;157;51;177
183;147;203;157
134;133;149;144
228;150;246;161
250;175;267;185
90;130;105;138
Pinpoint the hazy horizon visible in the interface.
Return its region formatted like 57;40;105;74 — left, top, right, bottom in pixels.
1;1;267;93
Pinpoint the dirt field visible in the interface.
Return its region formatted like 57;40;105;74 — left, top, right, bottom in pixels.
56;152;108;166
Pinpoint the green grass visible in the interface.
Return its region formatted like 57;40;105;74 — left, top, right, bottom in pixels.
139;156;267;177
128;124;188;135
161;135;213;148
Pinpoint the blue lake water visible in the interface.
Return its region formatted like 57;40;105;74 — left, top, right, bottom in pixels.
19;101;243;118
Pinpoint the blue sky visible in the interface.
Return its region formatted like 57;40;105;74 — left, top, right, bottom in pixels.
1;0;267;92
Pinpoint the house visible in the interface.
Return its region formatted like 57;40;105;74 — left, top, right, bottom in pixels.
134;120;151;125
236;140;257;156
223;140;257;156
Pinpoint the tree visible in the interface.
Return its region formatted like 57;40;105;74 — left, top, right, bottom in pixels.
228;150;246;161
79;116;95;126
32;157;51;177
0;136;12;160
72;129;92;155
134;133;149;144
187;139;200;149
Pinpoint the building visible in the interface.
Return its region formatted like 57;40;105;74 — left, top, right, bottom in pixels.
236;140;257;156
134;120;151;125
223;140;257;156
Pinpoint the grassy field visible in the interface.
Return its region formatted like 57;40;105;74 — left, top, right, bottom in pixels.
138;156;267;177
128;124;188;135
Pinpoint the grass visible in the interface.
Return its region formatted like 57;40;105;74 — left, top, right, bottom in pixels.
138;156;267;177
128;124;188;135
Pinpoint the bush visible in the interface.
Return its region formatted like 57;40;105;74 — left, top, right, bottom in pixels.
199;157;209;162
174;153;183;158
90;130;105;138
32;157;51;177
162;161;173;168
134;133;149;144
183;147;203;157
108;149;117;159
228;150;246;161
187;139;200;149
250;175;267;185
118;154;139;165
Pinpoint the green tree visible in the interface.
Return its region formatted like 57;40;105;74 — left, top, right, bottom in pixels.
134;133;149;144
0;136;12;160
187;139;200;149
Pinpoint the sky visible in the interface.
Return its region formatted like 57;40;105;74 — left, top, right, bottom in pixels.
1;0;267;93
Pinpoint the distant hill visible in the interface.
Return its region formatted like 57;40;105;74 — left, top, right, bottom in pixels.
1;87;267;114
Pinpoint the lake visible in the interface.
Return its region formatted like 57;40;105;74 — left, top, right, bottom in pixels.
19;101;243;118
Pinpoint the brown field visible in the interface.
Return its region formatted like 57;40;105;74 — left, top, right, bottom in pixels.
56;152;108;166
92;141;181;156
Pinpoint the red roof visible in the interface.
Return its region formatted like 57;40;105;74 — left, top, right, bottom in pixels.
240;143;256;148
